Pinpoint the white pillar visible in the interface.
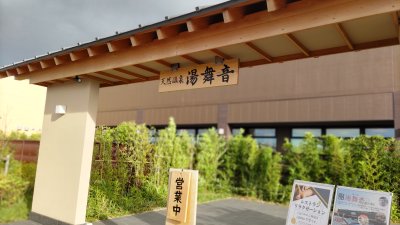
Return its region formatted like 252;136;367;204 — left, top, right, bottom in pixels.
30;80;99;225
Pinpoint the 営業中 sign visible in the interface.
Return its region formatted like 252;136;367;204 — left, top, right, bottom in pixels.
285;180;335;225
166;169;198;225
159;59;239;92
331;186;392;225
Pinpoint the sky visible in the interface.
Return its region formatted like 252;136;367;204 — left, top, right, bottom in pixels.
0;0;228;67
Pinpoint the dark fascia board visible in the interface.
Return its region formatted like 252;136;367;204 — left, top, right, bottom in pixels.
0;0;251;73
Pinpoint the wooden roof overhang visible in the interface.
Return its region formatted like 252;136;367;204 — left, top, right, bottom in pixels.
1;0;400;88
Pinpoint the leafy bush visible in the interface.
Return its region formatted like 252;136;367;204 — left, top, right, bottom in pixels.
196;128;226;192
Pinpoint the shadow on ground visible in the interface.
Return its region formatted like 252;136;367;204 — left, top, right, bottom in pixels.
94;198;287;225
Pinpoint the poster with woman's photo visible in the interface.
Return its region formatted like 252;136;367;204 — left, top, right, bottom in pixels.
285;180;335;225
331;186;392;225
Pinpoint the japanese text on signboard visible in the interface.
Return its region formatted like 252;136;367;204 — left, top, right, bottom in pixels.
159;59;239;92
167;171;191;223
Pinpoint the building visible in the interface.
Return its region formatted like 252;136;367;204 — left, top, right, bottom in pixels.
97;45;399;149
0;77;45;134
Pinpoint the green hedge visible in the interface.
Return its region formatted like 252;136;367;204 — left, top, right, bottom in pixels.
1;120;399;223
89;121;400;222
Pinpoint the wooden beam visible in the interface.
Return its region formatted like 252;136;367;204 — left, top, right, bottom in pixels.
113;68;148;80
222;7;244;23
69;50;89;61
27;63;41;72
130;32;156;46
335;23;354;50
392;11;400;42
39;59;55;69
186;18;209;32
245;42;273;62
133;64;159;75
157;26;179;40
266;0;286;12
16;66;29;75
17;0;400;83
94;71;131;83
6;69;17;76
285;33;310;56
181;55;203;64
87;44;110;57
81;74;114;85
107;39;132;52
156;60;171;67
210;49;232;59
54;55;72;66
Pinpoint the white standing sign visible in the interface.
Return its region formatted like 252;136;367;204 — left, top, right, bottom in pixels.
286;180;335;225
331;186;392;225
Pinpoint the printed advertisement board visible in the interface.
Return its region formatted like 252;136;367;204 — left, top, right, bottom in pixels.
286;180;335;225
331;186;392;225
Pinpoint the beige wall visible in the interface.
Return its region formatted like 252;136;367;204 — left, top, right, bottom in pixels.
98;45;399;126
32;80;99;224
0;77;46;134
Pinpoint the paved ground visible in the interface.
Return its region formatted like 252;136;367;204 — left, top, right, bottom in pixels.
7;199;400;225
5;199;287;225
94;198;288;225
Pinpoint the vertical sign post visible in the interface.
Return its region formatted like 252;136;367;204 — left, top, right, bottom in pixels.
166;168;198;225
331;186;393;225
285;180;335;225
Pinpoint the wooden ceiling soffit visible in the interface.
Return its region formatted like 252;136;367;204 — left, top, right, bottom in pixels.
156;60;172;67
245;42;273;62
94;71;132;83
112;68;148;80
181;55;204;64
81;74;114;85
133;64;160;75
15;0;400;84
335;23;354;50
210;49;233;59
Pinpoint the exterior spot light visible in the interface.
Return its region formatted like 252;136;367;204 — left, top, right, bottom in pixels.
55;105;67;115
74;75;82;83
215;56;224;65
171;63;180;71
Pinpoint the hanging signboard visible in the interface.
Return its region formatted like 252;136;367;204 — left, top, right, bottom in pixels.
285;180;335;225
331;186;392;225
166;168;198;225
159;59;239;92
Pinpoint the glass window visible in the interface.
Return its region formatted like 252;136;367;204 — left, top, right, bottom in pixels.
231;128;243;136
177;129;196;136
197;128;210;136
290;138;304;147
365;128;394;138
292;128;322;137
255;138;277;148
326;128;360;138
252;128;275;137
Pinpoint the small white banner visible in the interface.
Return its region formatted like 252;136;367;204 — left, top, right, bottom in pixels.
286;180;335;225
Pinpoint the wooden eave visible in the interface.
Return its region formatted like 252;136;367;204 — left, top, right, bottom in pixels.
0;0;399;88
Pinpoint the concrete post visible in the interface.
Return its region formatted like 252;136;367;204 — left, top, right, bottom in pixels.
30;80;99;225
